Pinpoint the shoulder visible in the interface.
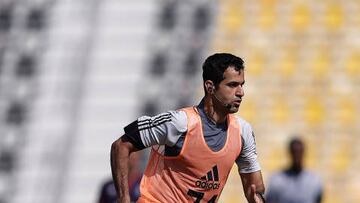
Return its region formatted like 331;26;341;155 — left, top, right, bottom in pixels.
169;109;187;120
235;116;252;130
138;110;187;125
233;115;253;138
134;110;188;136
167;110;187;131
303;170;322;183
300;170;323;191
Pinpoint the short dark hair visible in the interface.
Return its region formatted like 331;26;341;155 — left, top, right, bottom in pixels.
202;53;244;91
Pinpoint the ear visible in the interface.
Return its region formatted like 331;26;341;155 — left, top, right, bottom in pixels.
204;80;214;94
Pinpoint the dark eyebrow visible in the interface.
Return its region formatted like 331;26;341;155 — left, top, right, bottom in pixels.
227;81;239;85
226;80;245;86
228;80;245;84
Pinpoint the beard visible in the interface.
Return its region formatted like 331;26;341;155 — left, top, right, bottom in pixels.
228;105;240;113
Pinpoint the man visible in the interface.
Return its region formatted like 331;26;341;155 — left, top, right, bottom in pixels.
266;137;323;203
111;53;265;203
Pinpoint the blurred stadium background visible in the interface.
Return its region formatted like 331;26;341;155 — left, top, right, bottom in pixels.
0;0;359;202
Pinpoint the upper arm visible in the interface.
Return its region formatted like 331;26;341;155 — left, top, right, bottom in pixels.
121;110;187;149
236;119;265;199
235;119;261;173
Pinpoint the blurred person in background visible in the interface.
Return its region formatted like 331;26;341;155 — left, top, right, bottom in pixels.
111;53;266;203
98;152;143;203
266;137;323;203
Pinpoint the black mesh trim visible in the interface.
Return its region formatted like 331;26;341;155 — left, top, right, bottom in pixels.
122;120;145;150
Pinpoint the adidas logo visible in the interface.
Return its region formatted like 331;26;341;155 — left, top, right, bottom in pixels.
195;165;220;190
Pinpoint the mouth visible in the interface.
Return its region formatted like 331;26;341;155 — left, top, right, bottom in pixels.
233;99;242;106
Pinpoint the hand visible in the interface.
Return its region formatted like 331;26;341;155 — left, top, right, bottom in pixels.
249;184;265;203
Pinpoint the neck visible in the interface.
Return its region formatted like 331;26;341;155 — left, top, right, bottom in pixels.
203;96;227;124
288;164;302;174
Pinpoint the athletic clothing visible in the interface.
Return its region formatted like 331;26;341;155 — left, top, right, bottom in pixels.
123;100;261;174
137;107;242;203
266;169;323;203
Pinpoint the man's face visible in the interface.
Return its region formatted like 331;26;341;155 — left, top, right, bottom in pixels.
290;142;304;168
214;66;245;113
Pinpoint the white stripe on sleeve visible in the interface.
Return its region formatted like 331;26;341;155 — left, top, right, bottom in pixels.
139;110;187;147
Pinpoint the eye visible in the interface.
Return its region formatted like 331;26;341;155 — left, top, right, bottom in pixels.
228;82;239;88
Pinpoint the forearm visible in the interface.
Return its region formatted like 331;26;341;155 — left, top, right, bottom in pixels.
110;138;132;203
240;171;265;203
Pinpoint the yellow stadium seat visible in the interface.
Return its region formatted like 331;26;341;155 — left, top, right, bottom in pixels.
345;51;360;78
270;96;290;124
247;50;265;76
258;1;277;31
211;40;236;55
331;145;351;173
335;97;357;127
265;147;287;171
303;96;326;126
324;3;344;31
220;2;243;34
279;49;298;77
291;3;311;31
310;48;330;79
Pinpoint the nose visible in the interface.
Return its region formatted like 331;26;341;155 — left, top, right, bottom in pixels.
236;86;244;98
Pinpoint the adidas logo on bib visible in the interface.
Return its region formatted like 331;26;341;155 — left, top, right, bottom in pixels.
195;165;220;190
